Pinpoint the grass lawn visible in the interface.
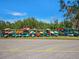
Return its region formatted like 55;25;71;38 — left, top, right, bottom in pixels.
0;36;79;40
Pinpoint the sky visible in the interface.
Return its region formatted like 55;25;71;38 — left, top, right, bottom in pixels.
0;0;64;23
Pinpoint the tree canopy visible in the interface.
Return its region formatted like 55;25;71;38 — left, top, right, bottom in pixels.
60;0;79;30
0;17;64;30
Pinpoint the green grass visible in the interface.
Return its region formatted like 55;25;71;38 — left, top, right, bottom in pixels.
0;36;79;40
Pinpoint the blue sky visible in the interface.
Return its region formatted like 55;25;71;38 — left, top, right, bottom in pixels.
0;0;64;23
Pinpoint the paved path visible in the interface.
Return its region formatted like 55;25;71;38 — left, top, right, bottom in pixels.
0;39;79;59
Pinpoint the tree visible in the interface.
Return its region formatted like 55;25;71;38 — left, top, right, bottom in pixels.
64;19;72;28
5;21;11;28
14;20;23;29
0;17;65;30
0;20;6;30
60;0;79;30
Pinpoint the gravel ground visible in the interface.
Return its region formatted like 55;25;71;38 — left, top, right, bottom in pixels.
0;39;79;59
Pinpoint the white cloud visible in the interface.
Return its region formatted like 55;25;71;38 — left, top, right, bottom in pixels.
10;12;27;16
